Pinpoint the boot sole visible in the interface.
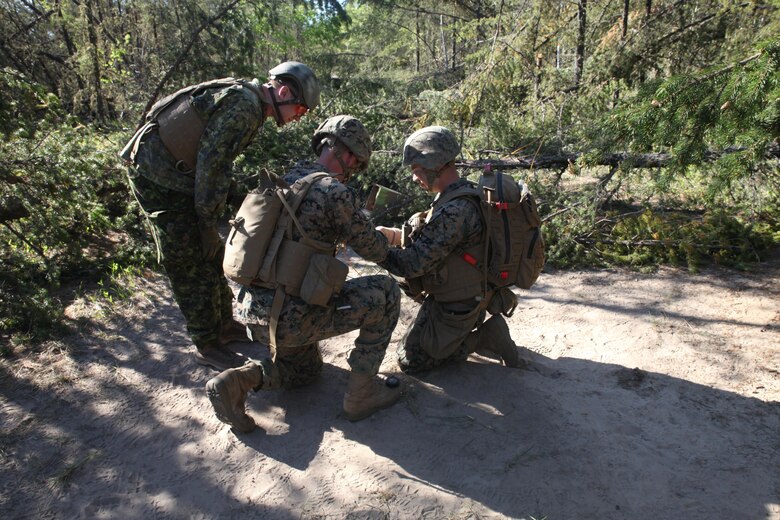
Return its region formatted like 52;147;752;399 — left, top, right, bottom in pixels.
219;334;253;344
193;351;242;372
206;380;256;433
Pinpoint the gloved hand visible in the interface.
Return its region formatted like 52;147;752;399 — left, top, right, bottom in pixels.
376;226;402;247
198;222;222;260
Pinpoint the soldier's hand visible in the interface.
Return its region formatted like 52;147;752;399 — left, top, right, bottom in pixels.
198;222;222;260
376;226;402;247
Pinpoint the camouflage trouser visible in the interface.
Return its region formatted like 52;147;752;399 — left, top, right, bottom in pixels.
241;275;401;390
127;173;233;348
397;296;486;374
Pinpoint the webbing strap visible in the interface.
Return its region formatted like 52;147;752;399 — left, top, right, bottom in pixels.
268;285;286;352
277;189;314;244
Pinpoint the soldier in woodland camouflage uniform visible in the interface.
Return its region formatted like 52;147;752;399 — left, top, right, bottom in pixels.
120;62;320;371
206;116;403;433
376;126;522;373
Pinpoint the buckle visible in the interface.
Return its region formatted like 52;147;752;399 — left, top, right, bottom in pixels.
175;160;193;174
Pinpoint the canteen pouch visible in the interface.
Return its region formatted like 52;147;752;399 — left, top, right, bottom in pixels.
487;286;518;317
300;254;348;307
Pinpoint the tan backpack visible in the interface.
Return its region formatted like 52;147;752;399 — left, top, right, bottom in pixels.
223;170;331;287
223;170;349;348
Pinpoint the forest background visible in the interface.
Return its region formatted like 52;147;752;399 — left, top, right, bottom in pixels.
0;0;779;348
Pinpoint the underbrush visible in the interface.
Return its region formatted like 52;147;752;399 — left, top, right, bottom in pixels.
534;167;780;272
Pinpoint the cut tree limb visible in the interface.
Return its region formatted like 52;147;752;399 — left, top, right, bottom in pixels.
458;143;780;170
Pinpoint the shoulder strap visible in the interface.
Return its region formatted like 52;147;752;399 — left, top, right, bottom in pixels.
279;172;332;245
147;77;249;122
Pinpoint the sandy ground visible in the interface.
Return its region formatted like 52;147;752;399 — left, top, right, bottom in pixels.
1;249;779;520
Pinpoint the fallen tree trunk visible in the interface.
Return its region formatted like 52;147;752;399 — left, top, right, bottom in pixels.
457;143;780;170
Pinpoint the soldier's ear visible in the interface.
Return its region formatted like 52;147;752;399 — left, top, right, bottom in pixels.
276;84;293;101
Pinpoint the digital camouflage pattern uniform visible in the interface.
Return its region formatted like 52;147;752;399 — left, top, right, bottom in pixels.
379;177;486;373
126;81;265;349
241;161;400;390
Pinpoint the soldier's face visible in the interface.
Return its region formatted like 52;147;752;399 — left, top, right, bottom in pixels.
275;84;308;126
411;165;436;192
277;103;308;126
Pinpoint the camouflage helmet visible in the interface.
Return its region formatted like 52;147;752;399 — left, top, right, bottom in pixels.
312;115;372;171
268;61;320;109
402;126;460;171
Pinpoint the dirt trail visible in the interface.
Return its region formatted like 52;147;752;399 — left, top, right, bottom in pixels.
1;252;779;519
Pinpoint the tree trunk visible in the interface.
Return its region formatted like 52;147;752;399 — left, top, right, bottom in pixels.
439;14;448;70
415;9;420;73
613;0;630;104
85;0;107;120
573;0;587;89
532;11;542;98
457;144;780;171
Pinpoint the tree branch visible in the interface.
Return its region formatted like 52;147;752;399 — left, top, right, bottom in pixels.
457;143;780;171
138;0;243;127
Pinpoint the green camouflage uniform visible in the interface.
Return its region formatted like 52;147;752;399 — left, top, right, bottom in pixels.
126;81;265;349
379;177;487;373
241;161;400;390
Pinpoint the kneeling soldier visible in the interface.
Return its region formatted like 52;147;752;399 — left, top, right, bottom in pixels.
206;116;402;432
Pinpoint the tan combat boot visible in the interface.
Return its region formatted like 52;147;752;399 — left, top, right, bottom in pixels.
206;362;262;433
471;315;520;368
343;373;402;422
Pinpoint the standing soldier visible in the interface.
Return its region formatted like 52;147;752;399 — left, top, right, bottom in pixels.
206;116;402;433
376;126;522;373
119;62;320;371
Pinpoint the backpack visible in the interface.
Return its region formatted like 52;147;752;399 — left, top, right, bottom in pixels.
223;170;328;287
476;167;545;291
223;170;349;349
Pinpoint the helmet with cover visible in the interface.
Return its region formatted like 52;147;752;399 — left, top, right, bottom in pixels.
268;61;320;110
312;115;372;175
402;126;460;170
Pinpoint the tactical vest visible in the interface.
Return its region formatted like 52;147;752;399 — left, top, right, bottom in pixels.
405;172;545;313
119;78;263;171
408;183;487;303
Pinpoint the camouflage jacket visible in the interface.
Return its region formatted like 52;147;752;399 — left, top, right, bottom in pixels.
282;161;390;261
379;177;484;279
133;80;265;227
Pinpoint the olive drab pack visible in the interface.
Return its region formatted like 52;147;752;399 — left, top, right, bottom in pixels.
223;170;349;349
118;78;262;169
223;170;332;287
476;167;545;291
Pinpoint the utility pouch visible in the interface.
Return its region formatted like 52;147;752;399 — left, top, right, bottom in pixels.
487;286;518;317
300;254;348;306
157;95;206;171
421;300;482;359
